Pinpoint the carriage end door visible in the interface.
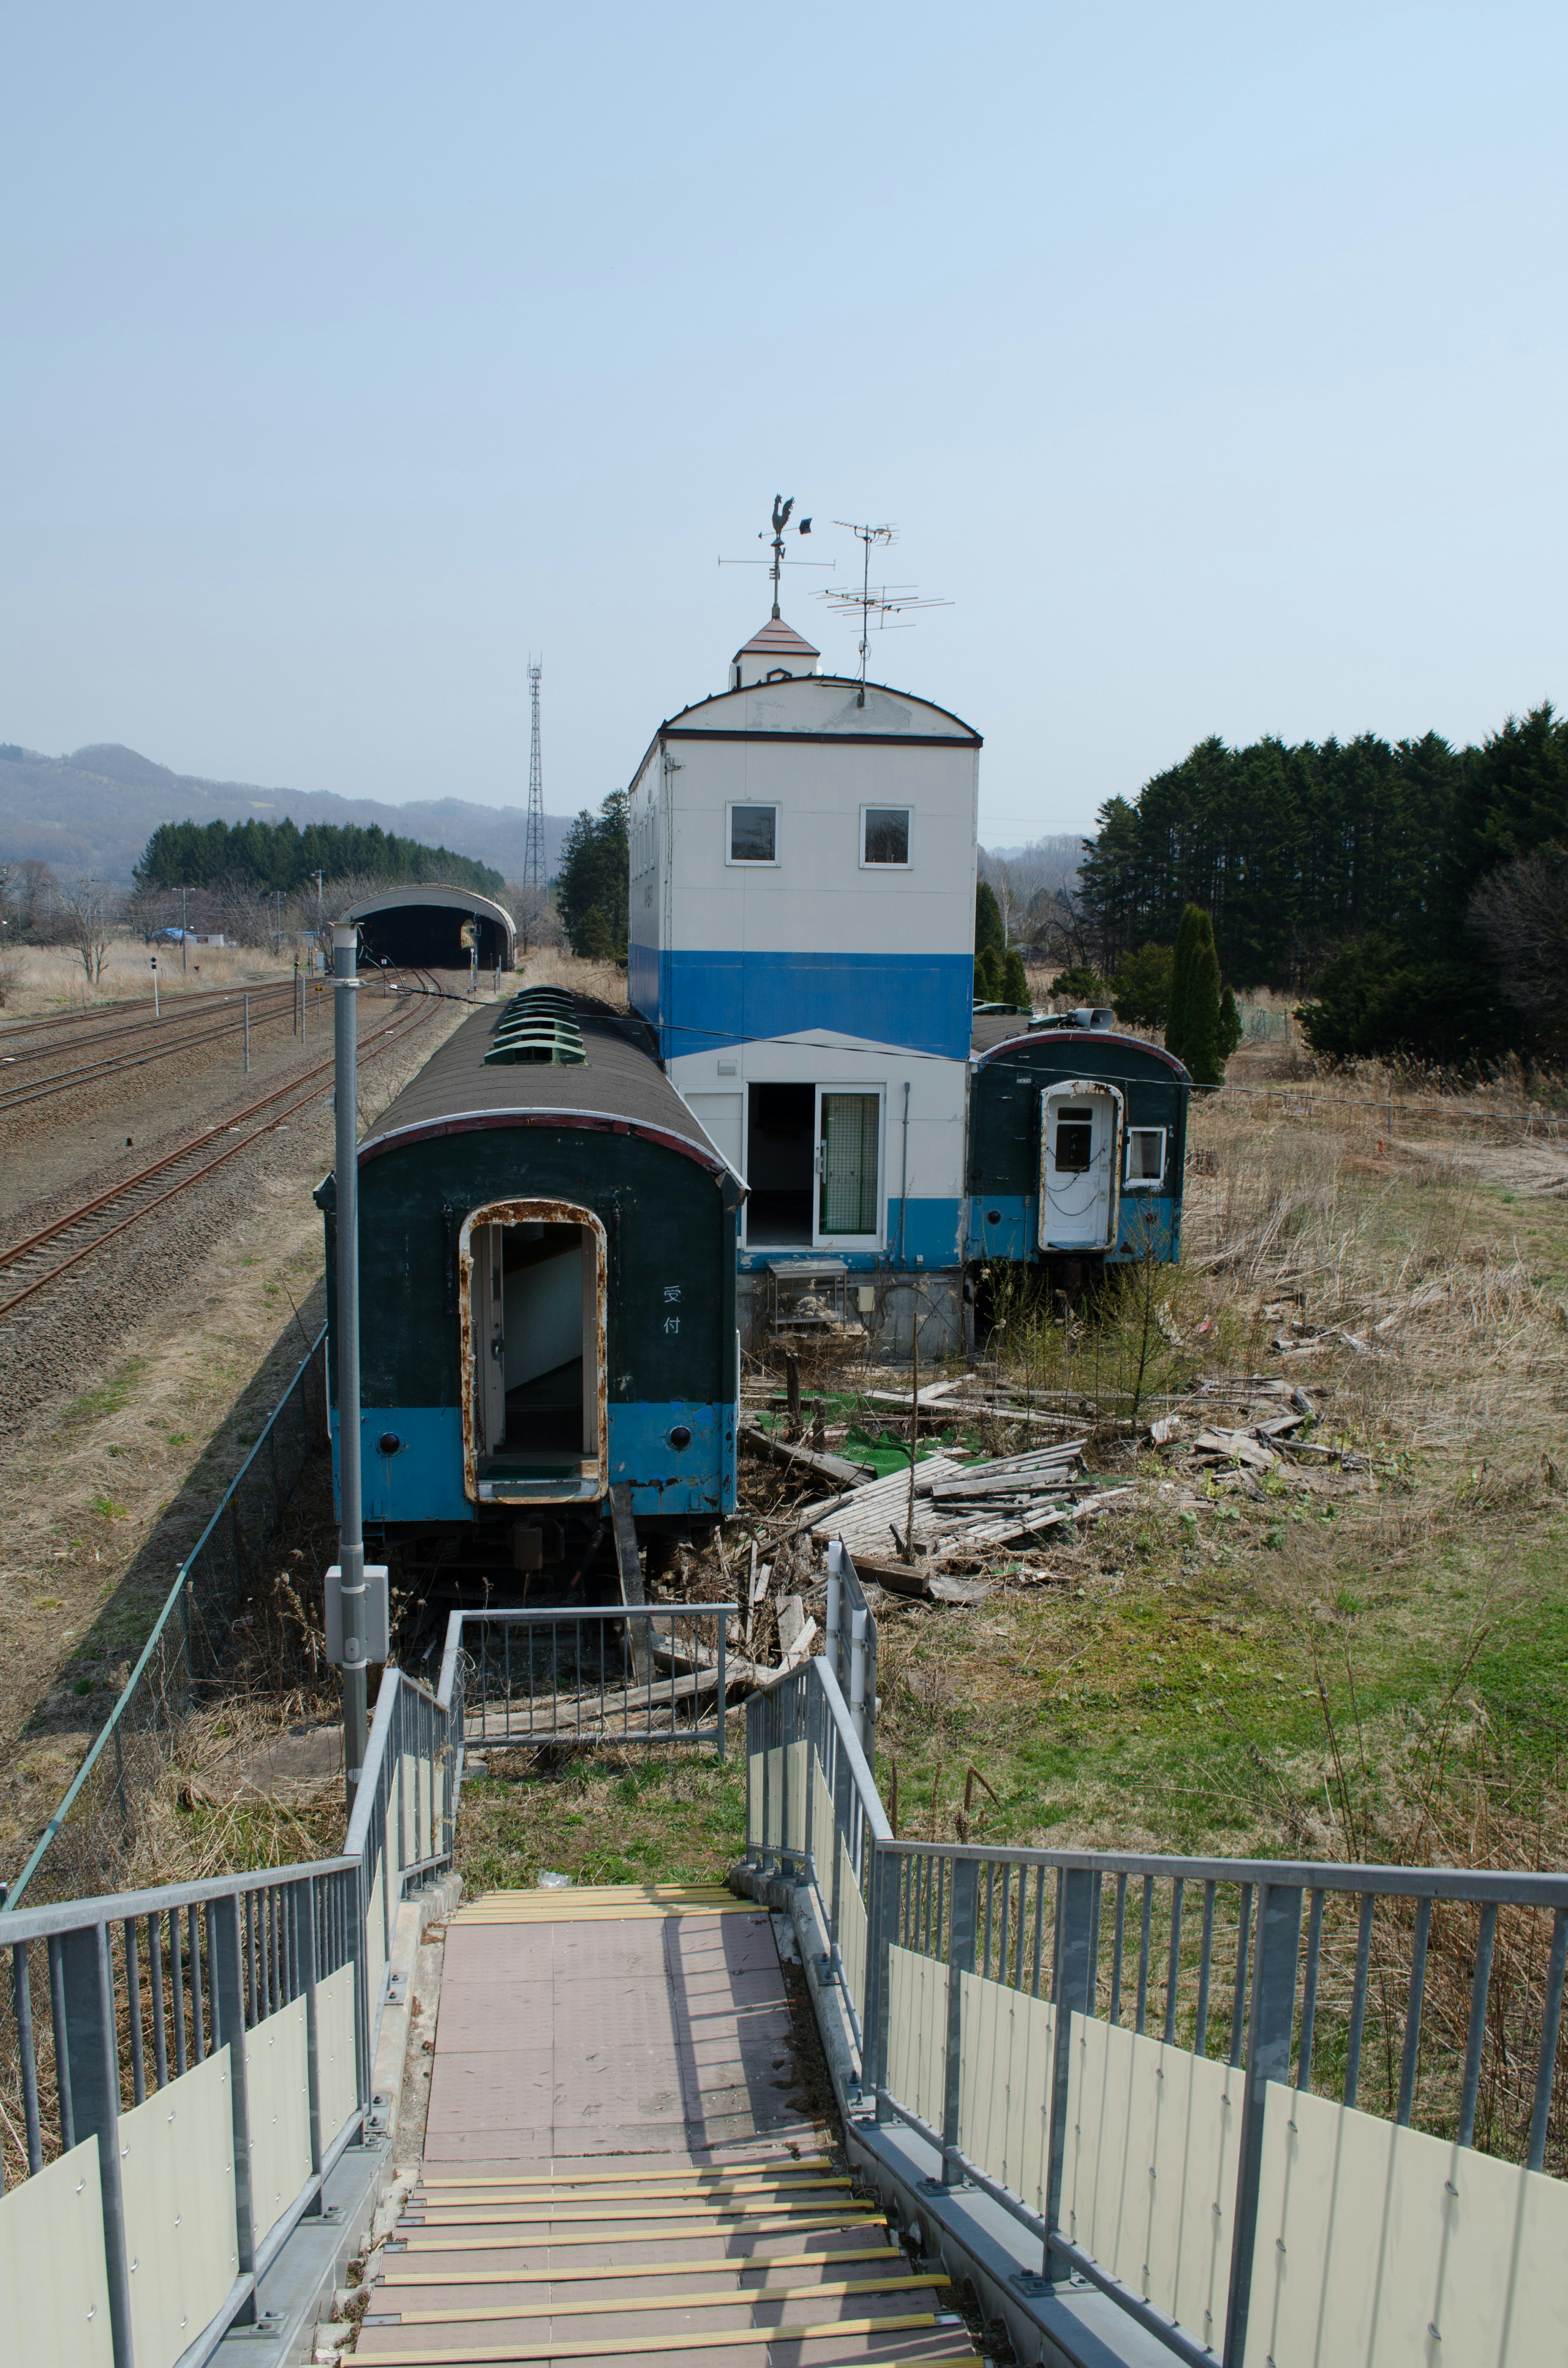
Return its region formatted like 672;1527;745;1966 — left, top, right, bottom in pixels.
1038;1081;1123;1251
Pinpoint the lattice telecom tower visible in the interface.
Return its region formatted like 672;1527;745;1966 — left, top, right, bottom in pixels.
524;659;545;889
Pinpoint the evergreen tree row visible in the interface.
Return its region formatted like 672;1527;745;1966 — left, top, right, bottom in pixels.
1076;703;1568;1064
135;816;505;898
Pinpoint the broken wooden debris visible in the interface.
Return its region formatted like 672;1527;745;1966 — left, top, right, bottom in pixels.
736;1416;874;1488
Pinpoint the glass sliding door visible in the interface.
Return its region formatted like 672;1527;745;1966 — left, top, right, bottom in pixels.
817;1090;881;1243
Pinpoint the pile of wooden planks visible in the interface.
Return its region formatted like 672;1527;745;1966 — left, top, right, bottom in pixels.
794;1442;1130;1567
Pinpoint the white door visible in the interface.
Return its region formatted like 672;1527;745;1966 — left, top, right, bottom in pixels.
815;1089;882;1247
1038;1084;1123;1250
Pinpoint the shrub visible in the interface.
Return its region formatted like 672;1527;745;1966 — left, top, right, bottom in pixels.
1167;905;1223;1084
1001;949;1031;1009
1049;962;1108;1003
974;946;1004;1001
1111;942;1173;1029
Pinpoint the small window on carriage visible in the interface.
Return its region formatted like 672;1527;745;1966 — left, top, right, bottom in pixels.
1126;1127;1166;1186
1054;1109;1094;1171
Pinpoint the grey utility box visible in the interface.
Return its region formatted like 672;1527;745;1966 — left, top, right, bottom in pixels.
325;1563;390;1666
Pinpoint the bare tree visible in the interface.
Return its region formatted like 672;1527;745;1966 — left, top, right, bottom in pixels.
60;875;120;985
10;859;60;938
1470;845;1568;1023
506;879;567;951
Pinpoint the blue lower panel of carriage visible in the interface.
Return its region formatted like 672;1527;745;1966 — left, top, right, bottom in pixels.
738;1197;964;1273
631;946;975;1063
332;1401;736;1523
966;1195;1182;1263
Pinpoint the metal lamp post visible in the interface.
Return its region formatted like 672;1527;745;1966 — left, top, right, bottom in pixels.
332;924;368;1804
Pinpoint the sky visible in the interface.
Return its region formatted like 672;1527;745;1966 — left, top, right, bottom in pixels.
3;4;1566;845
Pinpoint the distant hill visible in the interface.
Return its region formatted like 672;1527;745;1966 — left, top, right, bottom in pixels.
0;741;576;885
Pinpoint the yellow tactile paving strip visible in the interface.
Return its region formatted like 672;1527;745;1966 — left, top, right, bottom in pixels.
448;1884;757;1924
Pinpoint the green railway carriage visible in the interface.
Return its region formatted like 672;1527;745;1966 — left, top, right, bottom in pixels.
316;994;743;1536
965;1015;1192;1284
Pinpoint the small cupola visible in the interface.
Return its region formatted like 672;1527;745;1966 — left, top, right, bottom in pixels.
730;615;820;691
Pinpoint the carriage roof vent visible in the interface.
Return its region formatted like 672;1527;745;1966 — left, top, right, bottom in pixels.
484;985;587;1065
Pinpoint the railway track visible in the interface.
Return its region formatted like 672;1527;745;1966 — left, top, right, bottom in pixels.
0;972;443;1320
0;979;304;1115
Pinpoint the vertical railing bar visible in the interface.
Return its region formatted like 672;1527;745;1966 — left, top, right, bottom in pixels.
170;1908;188;2076
1031;1869;1045;2000
1395;1895;1432;2126
1297;1889;1325;2091
149;1915;167;2089
47;1934;76;2151
13;1943;43;2172
1229;1884;1252;2068
190;1904;206;2063
1088;1871;1102;2012
124;1920;145;2106
206;1900;220;2049
984;1862;995;1981
1135;1875;1153;2036
246;1893;258;2028
1344;1891;1374;2108
1195;1880;1216;2059
1015;1864;1028;1991
1110;1875;1127;2027
1457;1900;1496;2149
1527;1907;1568;2173
273;1881;284;2013
1163;1877;1184;2045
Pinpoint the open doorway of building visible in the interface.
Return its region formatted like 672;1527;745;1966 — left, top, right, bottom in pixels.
464;1204;606;1501
746;1083;814;1245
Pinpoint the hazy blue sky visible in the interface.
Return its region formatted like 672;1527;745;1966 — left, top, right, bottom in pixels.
4;4;1565;843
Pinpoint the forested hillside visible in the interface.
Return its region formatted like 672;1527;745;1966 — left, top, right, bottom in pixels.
136;815;503;897
1077;703;1568;1063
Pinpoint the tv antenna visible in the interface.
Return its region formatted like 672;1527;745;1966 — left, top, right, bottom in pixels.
718;494;832;617
524;658;545;890
815;522;951;704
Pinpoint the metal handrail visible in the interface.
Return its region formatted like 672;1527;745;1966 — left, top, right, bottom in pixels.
740;1634;1568;2368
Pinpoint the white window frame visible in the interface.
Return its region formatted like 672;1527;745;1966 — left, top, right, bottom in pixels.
813;1082;886;1250
726;800;780;867
1124;1125;1167;1190
859;802;913;870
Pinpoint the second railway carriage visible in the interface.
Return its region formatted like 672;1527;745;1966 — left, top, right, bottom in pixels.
965;1012;1191;1287
316;988;743;1538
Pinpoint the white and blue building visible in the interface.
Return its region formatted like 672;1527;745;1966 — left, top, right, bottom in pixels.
626;611;981;1349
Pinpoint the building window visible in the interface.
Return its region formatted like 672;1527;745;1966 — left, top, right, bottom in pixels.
1125;1127;1167;1187
861;805;911;867
727;803;778;865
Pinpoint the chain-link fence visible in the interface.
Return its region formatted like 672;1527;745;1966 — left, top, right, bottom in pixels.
0;1328;328;1917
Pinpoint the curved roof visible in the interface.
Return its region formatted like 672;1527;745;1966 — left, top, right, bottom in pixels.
339;883;516;949
628;671;981;783
973;1023;1192;1081
356;1000;726;1176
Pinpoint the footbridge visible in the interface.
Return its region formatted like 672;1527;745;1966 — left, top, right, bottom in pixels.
1;1563;1564;2367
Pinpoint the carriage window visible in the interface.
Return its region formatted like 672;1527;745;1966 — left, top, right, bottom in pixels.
1126;1127;1166;1186
1054;1109;1094;1172
728;803;778;864
861;805;911;866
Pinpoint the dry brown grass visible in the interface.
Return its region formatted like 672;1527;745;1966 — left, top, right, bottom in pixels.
0;937;298;1015
512;945;630;1008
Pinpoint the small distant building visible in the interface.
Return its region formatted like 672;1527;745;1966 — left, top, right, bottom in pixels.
626;609;980;1351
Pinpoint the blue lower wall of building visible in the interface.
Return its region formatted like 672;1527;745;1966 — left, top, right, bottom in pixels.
965;1194;1182;1264
330;1400;737;1524
631;947;973;1061
739;1195;963;1273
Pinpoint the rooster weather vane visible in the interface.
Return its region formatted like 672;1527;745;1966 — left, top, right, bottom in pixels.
718;495;829;616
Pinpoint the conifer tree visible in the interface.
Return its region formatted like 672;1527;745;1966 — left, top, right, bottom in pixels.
975;879;1005;959
974;946;1004;1001
1167;905;1223;1083
1001;948;1030;1010
1218;983;1242;1061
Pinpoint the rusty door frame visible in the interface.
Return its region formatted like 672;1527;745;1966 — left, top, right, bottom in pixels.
457;1198;609;1504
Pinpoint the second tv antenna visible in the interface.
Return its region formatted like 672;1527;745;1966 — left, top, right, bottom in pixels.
816;522;951;704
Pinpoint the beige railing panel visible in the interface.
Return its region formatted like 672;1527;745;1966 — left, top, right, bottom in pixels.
886;1943;949;2132
119;2049;239;2368
316;1960;361;2149
365;1848;388;2011
1064;2014;1238;2356
810;1744;837;1893
837;1831;868;2017
1245;2078;1568;2368
763;1747;784;1848
956;1971;1055;2216
244;1995;312;2250
786;1738;807;1848
0;2135;115;2368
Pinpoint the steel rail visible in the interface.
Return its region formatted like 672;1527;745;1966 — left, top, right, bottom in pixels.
0;986;302;1114
0;977;441;1318
0;979;296;1069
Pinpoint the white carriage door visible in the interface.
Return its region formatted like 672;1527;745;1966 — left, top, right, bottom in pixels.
815;1091;881;1245
1039;1087;1120;1249
472;1222;508;1450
